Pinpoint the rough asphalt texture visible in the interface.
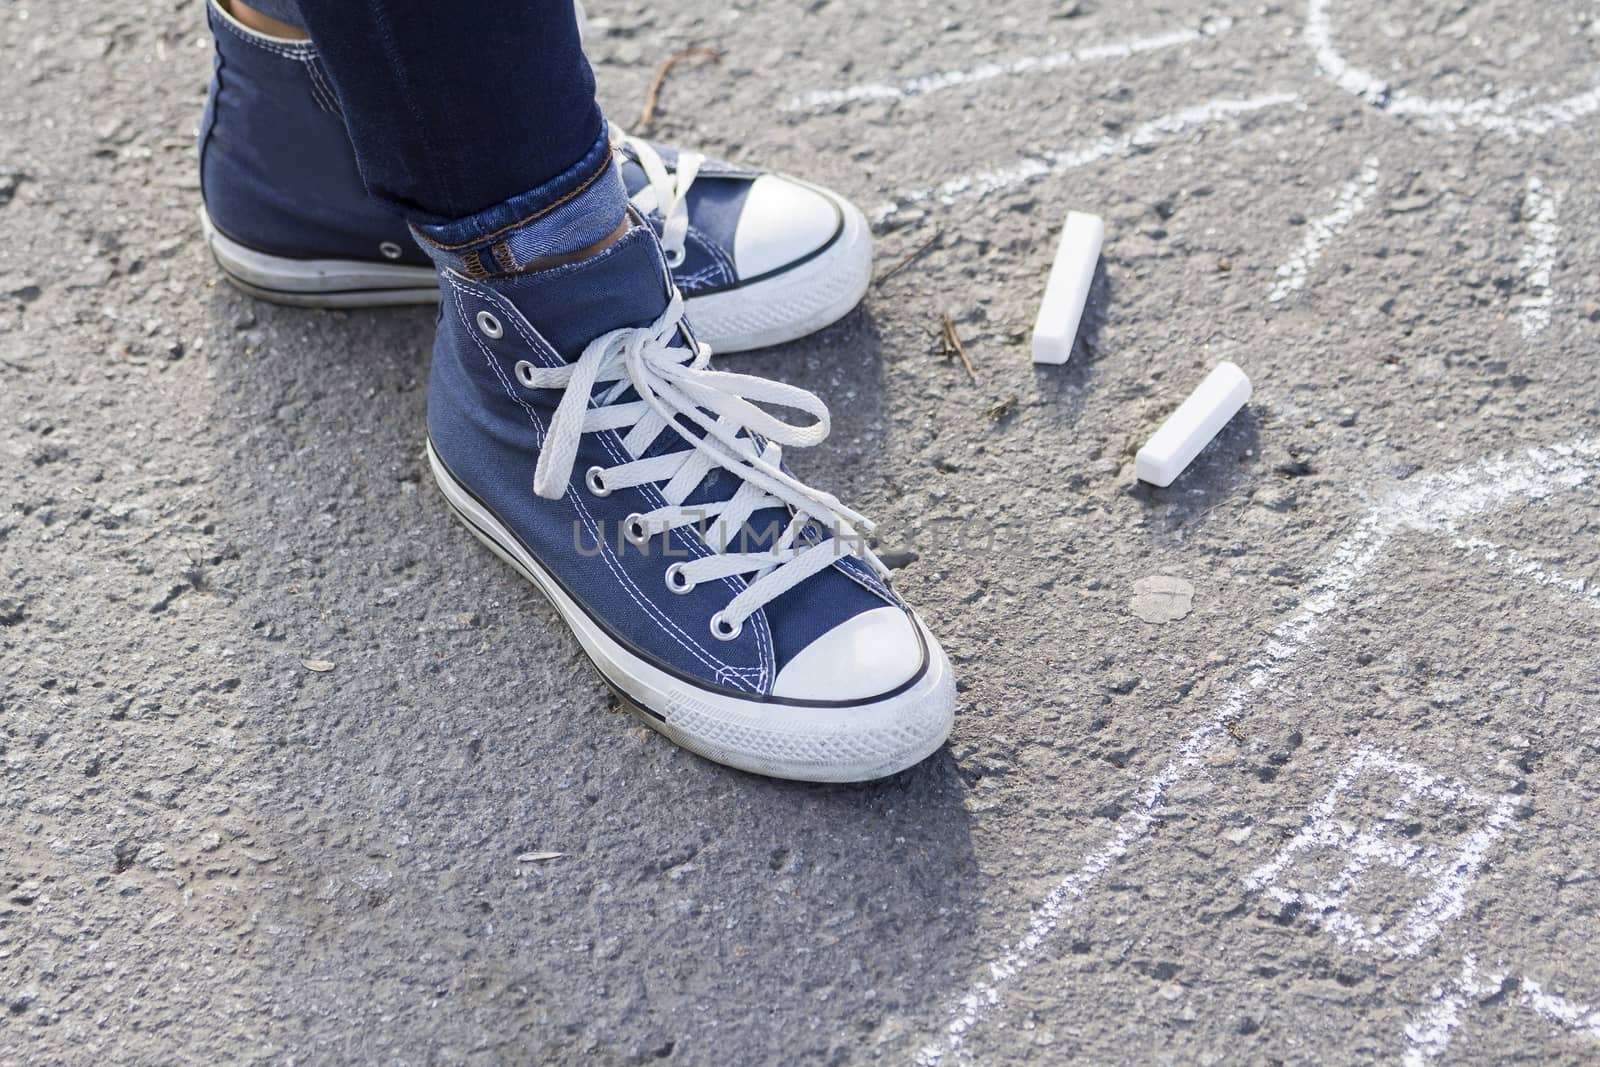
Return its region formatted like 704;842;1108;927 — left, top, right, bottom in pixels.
4;1;1599;1063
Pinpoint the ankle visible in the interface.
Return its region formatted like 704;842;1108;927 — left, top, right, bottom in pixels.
225;0;310;41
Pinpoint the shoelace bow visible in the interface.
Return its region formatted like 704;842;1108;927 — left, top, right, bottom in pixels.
611;122;702;268
514;292;889;634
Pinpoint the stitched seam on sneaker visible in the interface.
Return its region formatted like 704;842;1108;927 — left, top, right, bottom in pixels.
836;555;897;605
448;278;770;690
300;58;333;113
304;56;341;115
197;54;224;198
676;265;722;292
686;226;737;284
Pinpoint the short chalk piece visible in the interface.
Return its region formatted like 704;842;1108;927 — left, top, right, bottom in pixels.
1135;362;1252;487
1031;211;1104;365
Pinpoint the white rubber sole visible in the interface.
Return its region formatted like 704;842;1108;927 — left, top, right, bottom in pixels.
199;191;872;352
199;208;439;308
426;441;955;783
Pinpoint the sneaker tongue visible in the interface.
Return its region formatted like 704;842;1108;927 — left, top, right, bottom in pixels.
491;224;674;363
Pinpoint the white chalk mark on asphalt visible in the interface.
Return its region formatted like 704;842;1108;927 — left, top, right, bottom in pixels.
1451;537;1599;611
1304;0;1388;102
1521;978;1600;1038
916;438;1600;1067
914;704;1239;1067
1401;954;1600;1064
873;93;1299;226
1515;177;1560;337
1305;0;1600;137
784;19;1233;114
1267;157;1379;303
1243;747;1518;956
1402;954;1504;1066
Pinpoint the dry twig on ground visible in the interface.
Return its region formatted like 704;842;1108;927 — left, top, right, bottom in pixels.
873;228;943;288
939;313;977;383
638;47;722;131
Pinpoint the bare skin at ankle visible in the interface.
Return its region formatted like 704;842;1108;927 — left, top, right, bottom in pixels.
227;0;310;41
519;217;632;273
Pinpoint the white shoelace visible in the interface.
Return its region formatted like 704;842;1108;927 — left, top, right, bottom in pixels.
611;122;703;268
513;292;888;637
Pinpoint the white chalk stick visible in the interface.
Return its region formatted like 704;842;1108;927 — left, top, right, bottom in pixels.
1031;211;1103;365
1135;362;1252;487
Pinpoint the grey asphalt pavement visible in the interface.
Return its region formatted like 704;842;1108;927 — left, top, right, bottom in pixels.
3;0;1599;1063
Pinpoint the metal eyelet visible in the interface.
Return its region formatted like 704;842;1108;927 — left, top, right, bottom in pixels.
664;246;686;268
709;612;742;641
379;240;404;260
665;563;695;595
584;465;610;497
514;360;538;388
624;514;651;546
475;310;503;338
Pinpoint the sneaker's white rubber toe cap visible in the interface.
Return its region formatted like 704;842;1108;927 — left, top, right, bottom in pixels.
770;606;924;701
732;174;841;279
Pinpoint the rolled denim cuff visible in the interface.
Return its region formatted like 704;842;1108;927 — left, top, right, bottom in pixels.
409;128;627;278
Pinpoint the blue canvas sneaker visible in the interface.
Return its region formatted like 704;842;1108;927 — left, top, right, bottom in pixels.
196;0;872;352
414;145;954;782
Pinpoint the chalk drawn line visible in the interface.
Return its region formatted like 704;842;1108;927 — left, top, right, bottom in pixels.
1243;747;1519;957
1402;953;1600;1065
873;93;1299;226
1515;176;1560;337
1268;156;1379;303
1450;537;1599;613
916;438;1600;1066
1306;0;1600;137
784;19;1234;114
